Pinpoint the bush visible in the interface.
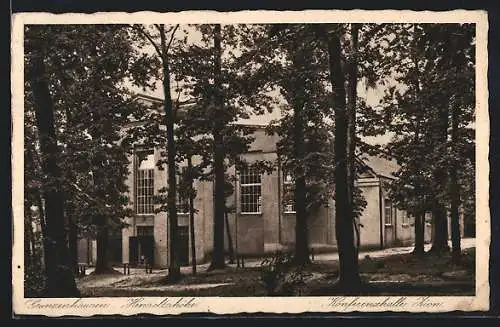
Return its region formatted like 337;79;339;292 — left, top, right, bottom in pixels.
259;251;312;296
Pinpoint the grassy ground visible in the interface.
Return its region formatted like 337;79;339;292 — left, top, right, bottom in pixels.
77;247;475;297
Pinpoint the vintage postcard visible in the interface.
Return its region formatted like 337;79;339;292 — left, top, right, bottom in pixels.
11;10;490;316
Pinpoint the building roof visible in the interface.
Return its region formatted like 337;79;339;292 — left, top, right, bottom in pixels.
247;126;279;153
130;93;401;178
358;154;400;179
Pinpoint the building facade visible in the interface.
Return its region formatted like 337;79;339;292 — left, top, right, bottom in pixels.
77;96;465;268
116;126;443;268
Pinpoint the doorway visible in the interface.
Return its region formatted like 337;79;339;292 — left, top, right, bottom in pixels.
129;225;155;267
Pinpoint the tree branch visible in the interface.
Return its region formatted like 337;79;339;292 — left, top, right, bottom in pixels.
167;24;180;53
130;24;163;59
173;79;182;118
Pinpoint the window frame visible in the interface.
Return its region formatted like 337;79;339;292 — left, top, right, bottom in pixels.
135;150;155;216
384;199;393;226
238;168;262;214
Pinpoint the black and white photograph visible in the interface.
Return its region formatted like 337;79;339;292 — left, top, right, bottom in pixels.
11;10;490;315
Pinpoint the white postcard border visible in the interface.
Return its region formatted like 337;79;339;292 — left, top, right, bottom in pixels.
11;9;490;316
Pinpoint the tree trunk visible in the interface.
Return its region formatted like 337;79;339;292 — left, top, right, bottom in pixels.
159;24;181;281
413;211;425;256
325;26;360;286
284;38;310;265
209;23;227;270
27;51;80;297
294;173;310;264
430;202;449;253
430;105;450;254
187;157;197;275
292;80;310;264
347;23;360;255
409;24;427;259
94;223;110;274
450;97;462;262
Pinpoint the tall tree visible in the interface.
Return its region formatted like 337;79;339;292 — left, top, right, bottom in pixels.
168;24;270;270
429;24;475;261
319;24;360;286
210;23;227;269
403;24;432;256
25;26;80;296
56;26;152;274
347;23;360;253
257;24;336;265
369;23;475;258
25;25;156;290
429;88;450;254
131;24;183;281
408;24;475;256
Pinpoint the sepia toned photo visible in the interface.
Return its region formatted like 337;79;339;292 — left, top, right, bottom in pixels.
11;10;490;316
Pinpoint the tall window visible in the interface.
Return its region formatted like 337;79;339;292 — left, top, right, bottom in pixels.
239;168;262;214
136;151;155;215
384;199;393;225
283;170;296;213
177;167;190;214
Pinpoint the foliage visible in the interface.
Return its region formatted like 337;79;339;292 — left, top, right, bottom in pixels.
25;24;154;232
357;24;475;219
260;251;312;296
24;25;155;282
259;25;336;213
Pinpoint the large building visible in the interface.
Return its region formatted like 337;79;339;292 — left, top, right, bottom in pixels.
77;95;464;268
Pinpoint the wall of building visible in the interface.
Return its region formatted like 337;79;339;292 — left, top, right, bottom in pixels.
113;98;478;268
395;208;414;246
77;238;94;265
200;179;214;259
357;178;383;249
118;128;470;268
227;152;276;256
121;150;213;268
191;178;207;263
308;204;331;245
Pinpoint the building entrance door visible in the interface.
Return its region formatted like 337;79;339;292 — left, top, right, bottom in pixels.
129;236;155;267
129;225;155;267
